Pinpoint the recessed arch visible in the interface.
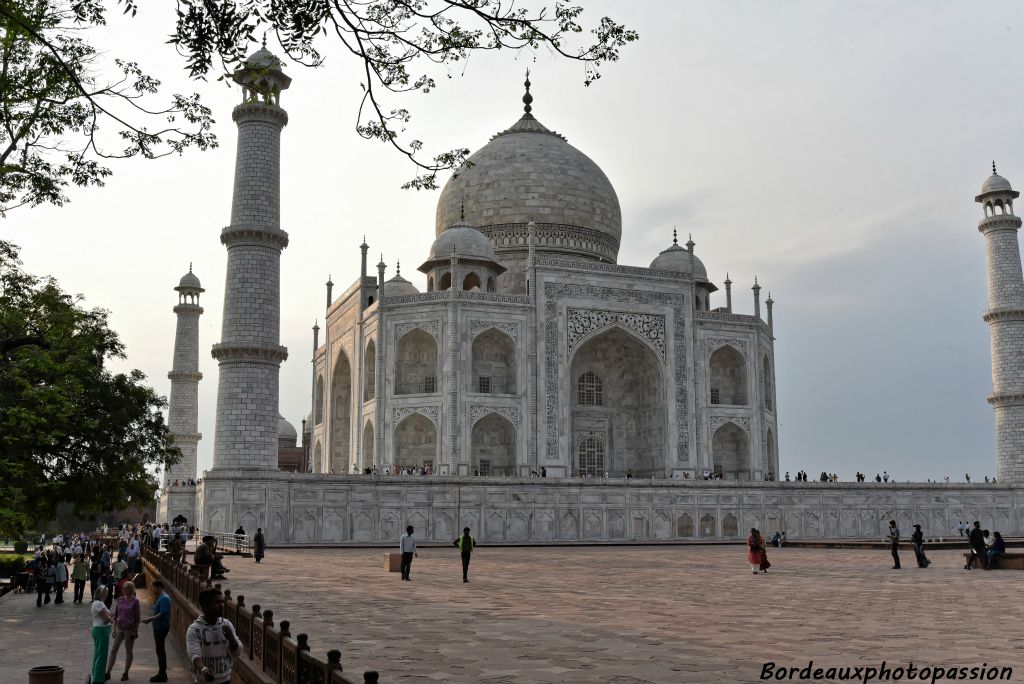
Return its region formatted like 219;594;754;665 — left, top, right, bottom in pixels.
439;272;451;291
471;328;516;394
471;413;517;476
361;420;374;471
331;350;352;473
463;272;482;291
394;413;436;469
315;375;324;424
570;326;665;477
395;328;438;395
364;339;377;402
712;421;749;480
710;345;747;406
762;353;772;410
313;440;322;473
766;427;775;474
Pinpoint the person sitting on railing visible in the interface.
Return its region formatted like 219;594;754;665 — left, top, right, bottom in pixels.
193;537;214;580
208;538;229;581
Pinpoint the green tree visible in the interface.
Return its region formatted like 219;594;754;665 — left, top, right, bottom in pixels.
170;0;637;189
0;0;216;215
0;240;179;536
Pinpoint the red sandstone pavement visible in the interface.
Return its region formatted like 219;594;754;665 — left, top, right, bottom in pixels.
0;588;192;683
211;545;1024;683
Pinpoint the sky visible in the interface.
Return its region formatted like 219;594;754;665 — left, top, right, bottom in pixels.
6;1;1022;481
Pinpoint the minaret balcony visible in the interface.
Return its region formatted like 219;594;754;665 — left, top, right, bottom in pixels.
232;102;289;127
988;392;1024;407
220;224;290;250
211;343;288;364
168;370;203;382
978;215;1022;233
172;303;204;316
983;307;1024;323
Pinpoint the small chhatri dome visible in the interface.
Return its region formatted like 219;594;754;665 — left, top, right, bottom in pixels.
277;413;297;446
428;222;497;262
244;47;283;71
649;231;708;280
382;260;420;297
982;161;1013;194
175;264;204;292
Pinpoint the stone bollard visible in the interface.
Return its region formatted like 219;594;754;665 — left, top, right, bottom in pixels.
237;595;245;608
296;634;310;652
27;665;64;684
279;620;291;638
363;672;380;683
263;609;274;628
327;649;343;672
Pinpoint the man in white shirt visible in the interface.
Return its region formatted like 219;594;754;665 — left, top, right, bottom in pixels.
126;535;142;572
186;588;242;683
399;526;417;581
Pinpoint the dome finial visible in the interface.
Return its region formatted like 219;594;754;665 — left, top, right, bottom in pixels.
396;260;401;276
522;68;533;116
189;261;192;273
261;31;267;49
993;160;998;176
672;227;678;245
460;200;465;222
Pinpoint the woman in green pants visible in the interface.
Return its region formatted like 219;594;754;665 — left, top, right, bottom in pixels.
90;585;113;683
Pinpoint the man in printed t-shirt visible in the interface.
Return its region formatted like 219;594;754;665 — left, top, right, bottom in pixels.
186;588;242;683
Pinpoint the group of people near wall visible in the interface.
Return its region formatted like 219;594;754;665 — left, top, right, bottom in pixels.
884;519;1006;570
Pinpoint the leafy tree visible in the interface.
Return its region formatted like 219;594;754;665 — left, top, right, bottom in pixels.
0;240;179;536
170;0;638;189
0;0;216;215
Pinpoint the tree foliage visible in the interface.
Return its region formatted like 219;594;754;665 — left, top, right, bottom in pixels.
0;0;216;214
0;240;179;536
170;0;638;189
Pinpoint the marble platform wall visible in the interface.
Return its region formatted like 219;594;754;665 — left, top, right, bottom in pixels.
196;473;1024;545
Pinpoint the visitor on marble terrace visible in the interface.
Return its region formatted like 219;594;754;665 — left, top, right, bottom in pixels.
166;478;201;487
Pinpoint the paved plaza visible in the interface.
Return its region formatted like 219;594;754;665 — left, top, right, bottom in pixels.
0;585;191;683
216;545;1024;683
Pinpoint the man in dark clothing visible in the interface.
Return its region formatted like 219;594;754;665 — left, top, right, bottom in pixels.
887;520;901;569
142;579;172;682
194;536;215;579
965;521;988;569
453;527;476;583
911;524;930;568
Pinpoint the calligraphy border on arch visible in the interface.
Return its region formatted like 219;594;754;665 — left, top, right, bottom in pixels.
566;308;666;359
709;415;750;435
543;283;687;461
469;405;520;429
468;319;520;343
394;320;440;342
392;405;440;427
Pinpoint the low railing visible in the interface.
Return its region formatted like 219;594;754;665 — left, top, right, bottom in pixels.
197;529;252;555
142;546;380;683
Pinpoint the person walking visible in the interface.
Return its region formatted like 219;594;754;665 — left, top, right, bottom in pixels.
957;520;966;537
53;554;68;604
453;527;476;582
89;555;102;600
965;521;987;569
90;586;113;684
186;588;243;683
142;579;172;682
72;554;90;603
757;530;772;573
911;524;930;568
746;528;764;574
36;560;54;606
399;526;417;581
253;528;266;564
106;581;141;681
887;520;901;569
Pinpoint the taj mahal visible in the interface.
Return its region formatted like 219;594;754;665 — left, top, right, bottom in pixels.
157;50;1024;545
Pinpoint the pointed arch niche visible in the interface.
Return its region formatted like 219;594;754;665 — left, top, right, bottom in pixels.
361;421;374;472
395;329;438;395
394;413;436;469
710;345;747;406
364;339;377;402
712;421;749;480
331;351;352;473
570;326;665;476
471;328;517;394
471;413;517;476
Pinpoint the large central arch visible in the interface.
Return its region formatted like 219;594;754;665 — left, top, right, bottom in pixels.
569;326;665;476
471;328;516;394
471;413;517;475
331;351;352;473
395;329;438;395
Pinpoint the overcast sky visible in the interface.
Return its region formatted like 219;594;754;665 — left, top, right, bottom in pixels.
7;1;1021;481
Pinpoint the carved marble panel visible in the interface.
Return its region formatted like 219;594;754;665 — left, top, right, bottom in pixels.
709;415;751;434
469;319;520;343
393;405;440;427
469;405;520;428
567;308;666;359
394;320;440;341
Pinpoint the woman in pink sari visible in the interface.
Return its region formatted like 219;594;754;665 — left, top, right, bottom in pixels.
758;531;772;573
747;528;764;574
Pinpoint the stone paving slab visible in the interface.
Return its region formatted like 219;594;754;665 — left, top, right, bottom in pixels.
0;588;192;683
217;546;1024;683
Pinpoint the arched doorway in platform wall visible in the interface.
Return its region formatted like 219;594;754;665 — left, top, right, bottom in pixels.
569;326;666;477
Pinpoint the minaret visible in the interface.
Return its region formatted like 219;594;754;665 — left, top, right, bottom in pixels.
752;277;761;320
976;163;1024;483
161;265;203;521
724;273;733;313
210;47;291;470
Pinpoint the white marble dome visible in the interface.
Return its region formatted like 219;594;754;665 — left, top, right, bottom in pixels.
382;272;420;297
177;268;202;291
435;104;622;263
245;48;282;70
277;413;297;446
428;224;497;261
982;173;1013;194
650;242;708;281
